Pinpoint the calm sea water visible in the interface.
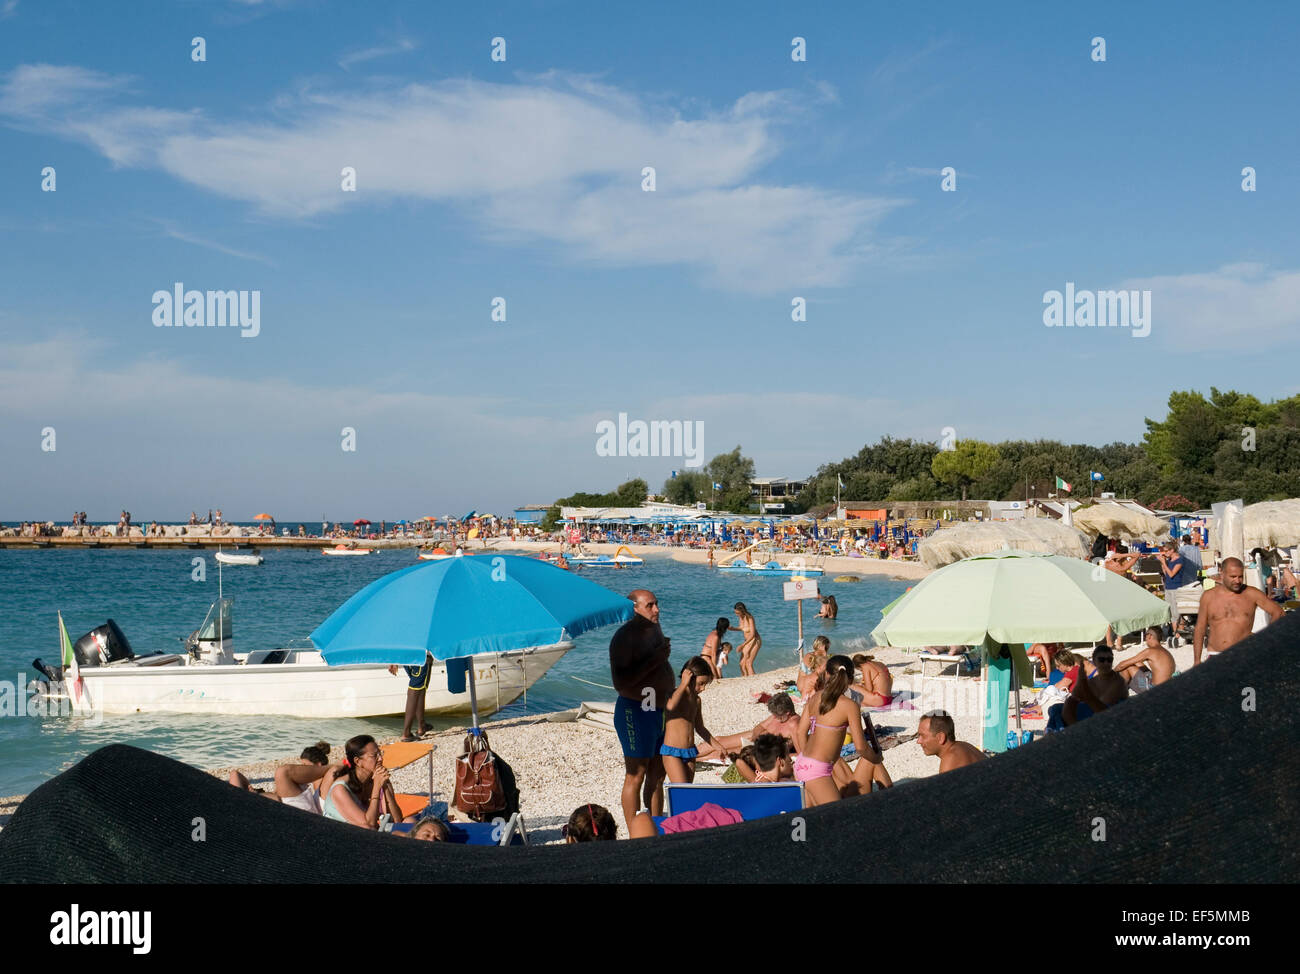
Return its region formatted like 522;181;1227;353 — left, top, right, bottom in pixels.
0;548;907;794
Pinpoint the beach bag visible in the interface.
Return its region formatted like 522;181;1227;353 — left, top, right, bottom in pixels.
453;731;519;821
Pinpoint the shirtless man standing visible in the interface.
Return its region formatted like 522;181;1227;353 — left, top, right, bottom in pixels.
917;711;986;773
1194;557;1285;664
1113;627;1176;692
1062;647;1128;724
609;589;675;825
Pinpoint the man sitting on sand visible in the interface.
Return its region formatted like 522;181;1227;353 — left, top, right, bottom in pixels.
1193;557;1285;664
697;692;803;761
917;711;985;773
1062;647;1127;725
609;589;674;825
1113;627;1176;692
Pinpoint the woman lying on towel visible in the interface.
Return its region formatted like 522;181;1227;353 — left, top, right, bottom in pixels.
795;655;890;806
319;735;413;830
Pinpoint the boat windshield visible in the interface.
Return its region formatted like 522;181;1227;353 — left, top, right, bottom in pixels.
196;598;233;641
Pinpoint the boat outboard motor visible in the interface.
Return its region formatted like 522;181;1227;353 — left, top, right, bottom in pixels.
73;619;135;667
30;658;61;683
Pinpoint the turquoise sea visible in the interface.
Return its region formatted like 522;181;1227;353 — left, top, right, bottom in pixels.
0;546;908;795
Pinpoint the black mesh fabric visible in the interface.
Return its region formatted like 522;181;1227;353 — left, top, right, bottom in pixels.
3;614;1297;883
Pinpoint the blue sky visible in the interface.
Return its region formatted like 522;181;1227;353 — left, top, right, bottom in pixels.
2;0;1298;521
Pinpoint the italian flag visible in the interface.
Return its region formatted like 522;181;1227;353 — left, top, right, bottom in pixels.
1055;476;1073;493
59;612;84;706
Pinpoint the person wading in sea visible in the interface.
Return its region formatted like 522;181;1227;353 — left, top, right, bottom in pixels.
609;589;674;826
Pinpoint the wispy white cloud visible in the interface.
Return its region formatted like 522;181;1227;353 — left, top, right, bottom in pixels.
1123;262;1300;345
152;220;275;265
339;37;417;70
1;1;19;21
0;65;907;293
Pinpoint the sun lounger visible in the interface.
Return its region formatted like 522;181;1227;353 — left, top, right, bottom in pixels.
918;651;979;685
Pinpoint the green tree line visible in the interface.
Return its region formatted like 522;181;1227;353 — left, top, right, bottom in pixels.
540;390;1300;524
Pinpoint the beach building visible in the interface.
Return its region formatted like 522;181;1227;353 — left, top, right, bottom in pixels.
836;500;996;521
749;476;808;513
512;506;551;525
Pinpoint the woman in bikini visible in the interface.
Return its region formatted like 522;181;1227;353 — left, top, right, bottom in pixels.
850;653;894;707
319;735;410;829
701;617;730;679
730;602;762;677
795;654;886;806
660;657;723;784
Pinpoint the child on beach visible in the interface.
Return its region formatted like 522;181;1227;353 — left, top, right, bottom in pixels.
701;617;730;679
564;803;617;842
730;602;762;676
797;636;830;699
733;734;794;782
795;654;887;806
660;656;723;783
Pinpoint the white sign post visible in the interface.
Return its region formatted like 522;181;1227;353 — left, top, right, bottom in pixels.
783;579;821;650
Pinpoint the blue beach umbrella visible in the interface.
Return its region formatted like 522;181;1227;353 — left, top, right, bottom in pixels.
310;555;635;726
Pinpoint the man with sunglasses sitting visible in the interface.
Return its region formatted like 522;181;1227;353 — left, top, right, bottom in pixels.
1061;646;1128;725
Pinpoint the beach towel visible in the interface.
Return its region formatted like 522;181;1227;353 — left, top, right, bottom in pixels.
659;802;744;834
983;648;1011;751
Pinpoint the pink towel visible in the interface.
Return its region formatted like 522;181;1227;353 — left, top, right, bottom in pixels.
659;802;744;834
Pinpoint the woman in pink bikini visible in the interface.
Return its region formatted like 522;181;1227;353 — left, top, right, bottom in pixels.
795;654;885;806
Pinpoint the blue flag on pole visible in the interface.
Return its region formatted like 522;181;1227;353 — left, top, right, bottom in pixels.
1090;471;1105;481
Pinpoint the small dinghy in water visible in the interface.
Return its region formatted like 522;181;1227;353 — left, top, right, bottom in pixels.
215;550;263;566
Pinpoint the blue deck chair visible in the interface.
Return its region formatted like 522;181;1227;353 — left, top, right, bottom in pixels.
663;781;805;819
389;811;528;846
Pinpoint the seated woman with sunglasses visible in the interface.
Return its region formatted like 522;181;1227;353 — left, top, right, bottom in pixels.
320;735;411;829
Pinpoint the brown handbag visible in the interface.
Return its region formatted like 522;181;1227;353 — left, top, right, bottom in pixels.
453;731;506;821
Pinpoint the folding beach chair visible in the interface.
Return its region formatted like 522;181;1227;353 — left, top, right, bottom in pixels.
380;739;436;805
663;781;805;819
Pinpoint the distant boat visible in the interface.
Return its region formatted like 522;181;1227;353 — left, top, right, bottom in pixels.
718;559;824;578
215;550;263;566
417;547;453;561
323;545;372;556
565;545;643;567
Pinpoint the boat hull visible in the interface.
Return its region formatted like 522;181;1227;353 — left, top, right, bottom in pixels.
53;644;572;718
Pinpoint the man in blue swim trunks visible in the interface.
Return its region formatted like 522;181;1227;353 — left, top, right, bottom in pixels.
389;651;434;742
609;589;674;826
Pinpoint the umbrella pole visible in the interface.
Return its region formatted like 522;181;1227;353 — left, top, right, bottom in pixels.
467;661;480;730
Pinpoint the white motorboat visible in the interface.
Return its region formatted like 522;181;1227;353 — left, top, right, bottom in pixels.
323;545;373;556
564;545;644;567
215;550;263;566
417;548;454;561
29;598;571;719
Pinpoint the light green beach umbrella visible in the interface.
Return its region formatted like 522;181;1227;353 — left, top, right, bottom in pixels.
871;548;1171;754
871;548;1170;648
